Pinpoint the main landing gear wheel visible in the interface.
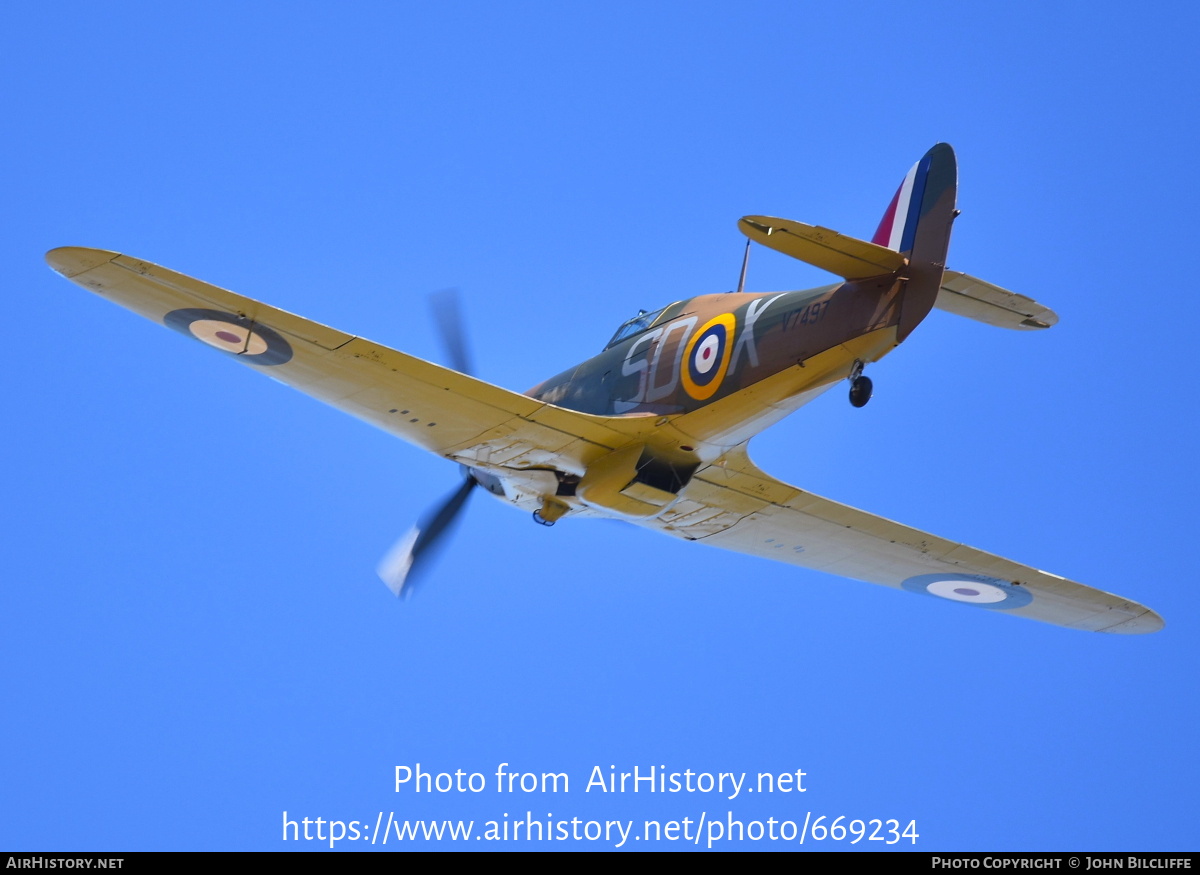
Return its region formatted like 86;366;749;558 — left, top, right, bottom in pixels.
533;499;570;527
849;375;873;408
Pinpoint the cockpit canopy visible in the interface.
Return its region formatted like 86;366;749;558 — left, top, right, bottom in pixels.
605;306;667;349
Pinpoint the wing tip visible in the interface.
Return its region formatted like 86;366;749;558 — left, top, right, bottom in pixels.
1098;607;1165;635
45;246;120;278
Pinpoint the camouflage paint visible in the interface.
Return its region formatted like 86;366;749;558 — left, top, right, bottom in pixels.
528;143;958;422
528;277;903;417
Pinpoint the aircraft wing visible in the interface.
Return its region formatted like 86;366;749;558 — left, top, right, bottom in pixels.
649;443;1162;633
45;247;643;466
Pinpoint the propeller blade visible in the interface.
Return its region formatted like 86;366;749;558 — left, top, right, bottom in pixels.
377;290;479;597
377;476;477;598
429;288;473;376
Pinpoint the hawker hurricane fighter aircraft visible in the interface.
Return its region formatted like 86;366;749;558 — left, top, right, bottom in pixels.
46;144;1163;633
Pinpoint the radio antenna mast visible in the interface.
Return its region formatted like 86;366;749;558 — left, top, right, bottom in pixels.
735;239;751;293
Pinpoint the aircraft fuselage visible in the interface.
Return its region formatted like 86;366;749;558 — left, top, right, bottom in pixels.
530;278;906;421
471;276;915;521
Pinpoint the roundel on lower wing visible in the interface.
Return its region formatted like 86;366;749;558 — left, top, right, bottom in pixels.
901;573;1033;611
163;308;292;366
681;313;736;401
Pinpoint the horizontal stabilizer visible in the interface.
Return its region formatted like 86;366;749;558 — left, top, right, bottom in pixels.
738;216;907;280
936;271;1058;330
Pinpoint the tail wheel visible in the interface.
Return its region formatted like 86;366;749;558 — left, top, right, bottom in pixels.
849;375;873;408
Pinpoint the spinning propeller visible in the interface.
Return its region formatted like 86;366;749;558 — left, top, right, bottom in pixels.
376;290;480;597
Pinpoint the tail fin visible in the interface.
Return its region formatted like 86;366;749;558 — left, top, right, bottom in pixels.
738;144;958;339
872;143;957;257
871;154;928;254
877;144;958;339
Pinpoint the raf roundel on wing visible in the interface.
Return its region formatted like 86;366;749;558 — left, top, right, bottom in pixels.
164;308;293;366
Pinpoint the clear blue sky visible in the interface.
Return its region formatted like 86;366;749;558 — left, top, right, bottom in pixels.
4;1;1198;851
